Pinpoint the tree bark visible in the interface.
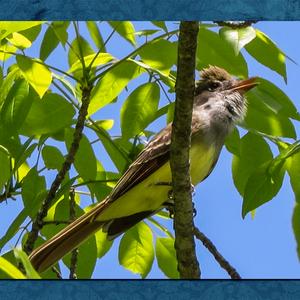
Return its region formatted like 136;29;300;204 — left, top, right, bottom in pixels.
170;21;200;279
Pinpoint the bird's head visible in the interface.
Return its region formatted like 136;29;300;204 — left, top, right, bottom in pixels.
194;66;258;124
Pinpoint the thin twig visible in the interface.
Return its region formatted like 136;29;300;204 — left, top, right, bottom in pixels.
215;21;258;29
23;83;93;255
193;227;241;279
52;266;62;279
69;188;78;279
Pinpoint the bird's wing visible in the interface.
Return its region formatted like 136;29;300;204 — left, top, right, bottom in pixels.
109;123;173;201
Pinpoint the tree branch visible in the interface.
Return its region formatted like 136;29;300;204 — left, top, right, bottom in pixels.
170;21;200;279
23;83;93;255
193;227;241;279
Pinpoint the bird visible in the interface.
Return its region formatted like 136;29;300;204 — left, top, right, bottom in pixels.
29;65;258;273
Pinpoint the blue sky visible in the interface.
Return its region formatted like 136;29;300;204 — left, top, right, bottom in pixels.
1;21;300;279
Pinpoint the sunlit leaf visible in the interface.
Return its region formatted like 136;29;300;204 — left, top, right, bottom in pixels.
6;32;32;49
0;256;26;279
16;55;52;98
13;248;40;278
68;53;114;74
94;229;113;258
86;21;106;52
156;237;179;279
286;152;300;202
197;27;248;78
89;60;144;116
68;35;94;68
0;21;43;40
138;39;177;75
108;21;136;46
0;43;17;61
219;26;256;55
121;82;160;139
119;222;154;278
245;29;287;82
0;66;20;104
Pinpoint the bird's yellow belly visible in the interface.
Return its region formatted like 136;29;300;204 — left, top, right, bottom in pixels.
97;143;216;221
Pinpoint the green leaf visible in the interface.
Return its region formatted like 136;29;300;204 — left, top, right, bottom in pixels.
156;237;179;279
119;222;154;278
96;130;131;173
0;256;26;279
232;132;273;196
63;234;97;279
242;159;285;218
138;40;177;75
13;138;37;171
246;77;300;121
86;21;106;52
39;26;59;61
0;43;17;61
6;32;32;49
245;29;287;82
95;229;113;258
0;66;20;104
68;53;114;74
292;203;300;260
243;87;296;138
65;129;97;181
0;209;28;250
19;24;42;43
0;79;31;136
121;82;160;139
151;21;168;32
0;65;2;87
225;127;240;156
13;248;40;278
286;152;300;203
197;27;248;78
0;145;10;191
89;60;144;116
42;145;64;170
219;26;256;55
16;55;52;98
51;21;70;47
0;21;43;40
20;93;75;136
22;168;46;218
108;21;136;46
68;35;94;68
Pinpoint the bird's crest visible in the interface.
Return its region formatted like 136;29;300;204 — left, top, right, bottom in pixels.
200;65;231;81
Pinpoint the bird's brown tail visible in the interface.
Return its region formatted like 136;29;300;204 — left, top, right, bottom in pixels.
29;201;107;273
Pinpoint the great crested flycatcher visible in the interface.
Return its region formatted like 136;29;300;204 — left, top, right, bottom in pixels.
29;66;258;272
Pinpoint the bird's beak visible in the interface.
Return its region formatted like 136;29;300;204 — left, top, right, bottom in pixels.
230;77;258;94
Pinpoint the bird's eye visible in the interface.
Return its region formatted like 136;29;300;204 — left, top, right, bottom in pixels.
208;81;220;91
